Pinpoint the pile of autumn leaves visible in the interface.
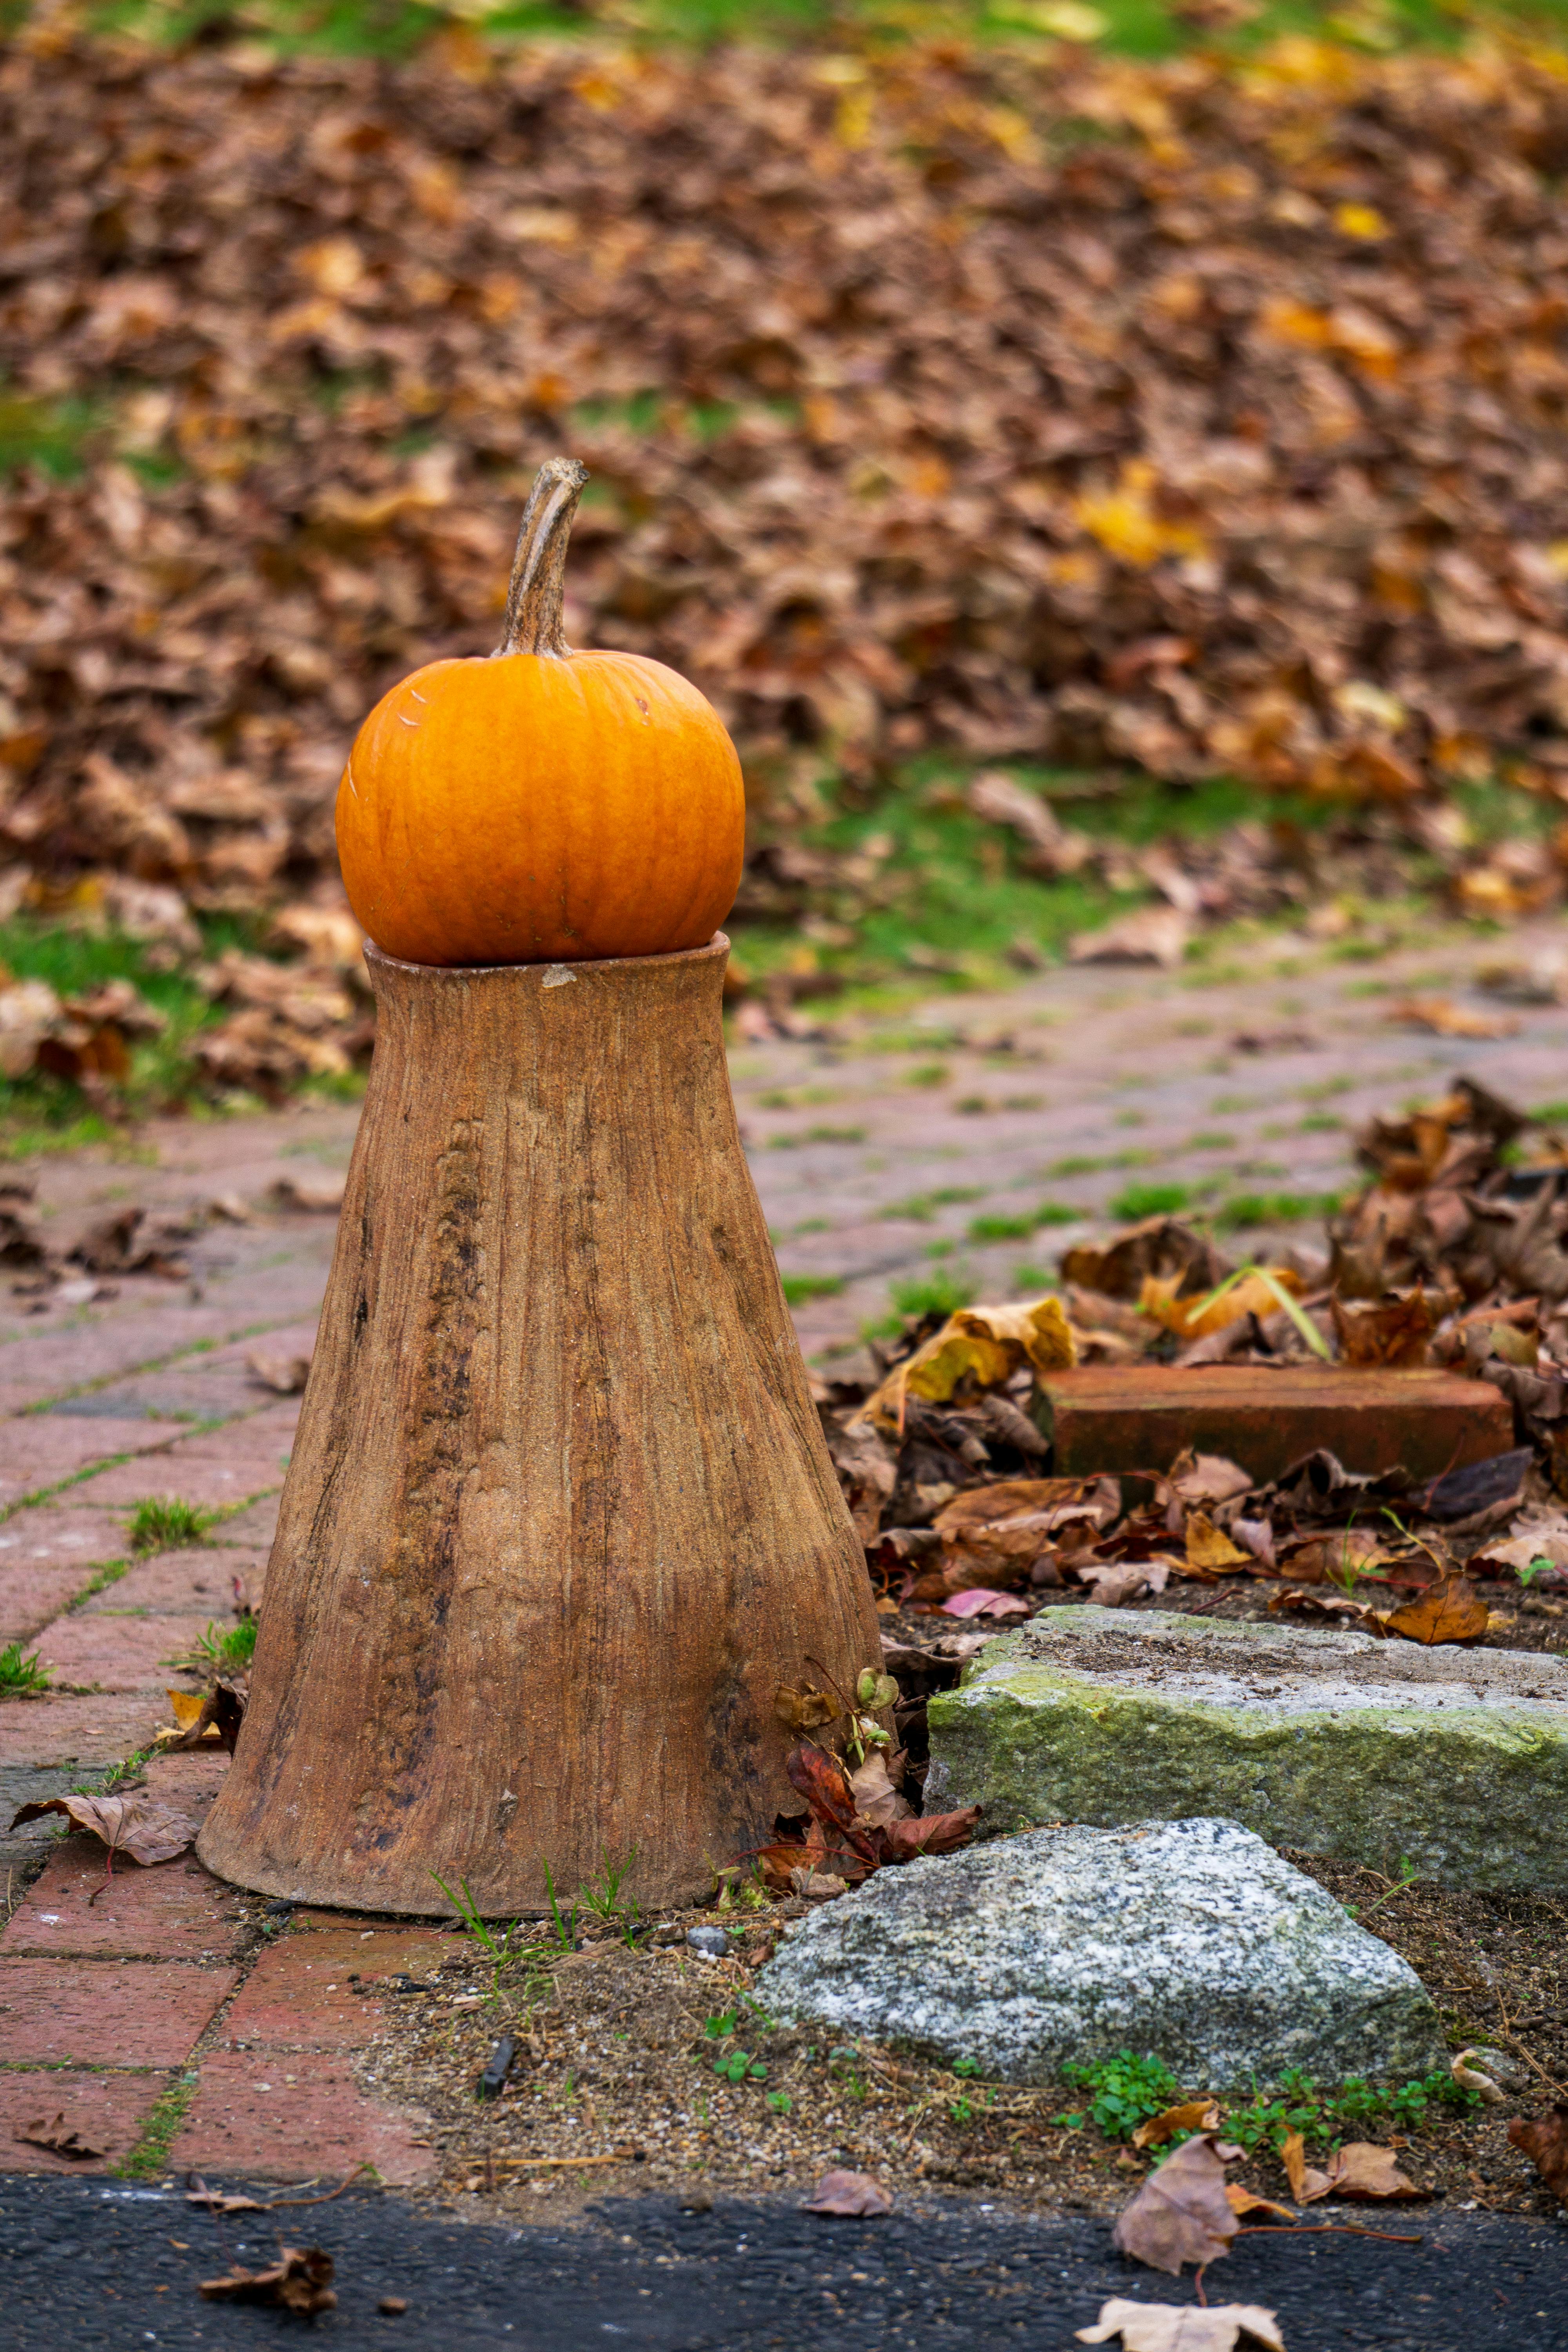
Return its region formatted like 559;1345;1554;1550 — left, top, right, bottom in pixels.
816;1074;1568;1647
4;20;1568;990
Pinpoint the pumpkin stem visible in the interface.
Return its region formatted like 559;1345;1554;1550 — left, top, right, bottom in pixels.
496;456;590;659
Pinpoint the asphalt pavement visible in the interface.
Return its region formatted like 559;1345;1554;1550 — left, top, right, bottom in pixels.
1;2181;1565;2350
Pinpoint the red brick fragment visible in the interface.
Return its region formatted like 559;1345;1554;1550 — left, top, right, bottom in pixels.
1038;1363;1515;1485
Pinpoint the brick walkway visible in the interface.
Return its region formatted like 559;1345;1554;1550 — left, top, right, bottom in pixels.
2;913;1565;2184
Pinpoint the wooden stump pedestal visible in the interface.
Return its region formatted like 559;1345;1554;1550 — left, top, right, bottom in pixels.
197;934;878;1915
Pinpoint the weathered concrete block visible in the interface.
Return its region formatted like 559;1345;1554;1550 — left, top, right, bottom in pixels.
755;1817;1445;2089
1035;1363;1514;1484
927;1608;1568;1891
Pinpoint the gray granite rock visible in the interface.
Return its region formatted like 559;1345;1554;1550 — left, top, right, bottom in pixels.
754;1816;1445;2089
926;1607;1568;1892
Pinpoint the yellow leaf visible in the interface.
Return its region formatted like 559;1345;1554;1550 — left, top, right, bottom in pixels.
1185;1513;1252;1575
1334;202;1389;240
1258;295;1334;348
1074;463;1208;570
1140;1267;1303;1341
864;1296;1075;1427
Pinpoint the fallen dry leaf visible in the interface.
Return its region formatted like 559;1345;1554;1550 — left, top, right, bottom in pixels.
1142;1270;1304;1343
1070;907;1189;971
774;1682;840;1733
185;2178;268;2214
1085;1561;1171;1608
1077;2300;1285;2352
165;1681;246;1757
1133;2100;1221;2151
1112;2132;1238;2276
12;2111;110;2161
1183;1515;1252;1577
940;1587;1032;1619
245;1347;312;1395
265;1174;347;1215
846;1750;911;1829
873;1807;983;1864
7;1792;197;1868
863;1298;1074;1428
1330;1289;1437;1368
1388;997;1520;1040
1225;2185;1297;2222
801;2169;893;2217
200;2245;337;2316
1508;2107;1568;2207
1450;2051;1508;2106
1285;2132;1424;2203
1381;1574;1490;1646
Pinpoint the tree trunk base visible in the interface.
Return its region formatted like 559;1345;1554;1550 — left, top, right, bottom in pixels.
197;935;878;1916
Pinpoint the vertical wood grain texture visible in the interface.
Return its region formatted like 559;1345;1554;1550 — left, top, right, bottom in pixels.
197;935;878;1915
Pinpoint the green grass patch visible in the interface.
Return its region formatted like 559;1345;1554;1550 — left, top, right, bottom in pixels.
116;2070;201;2180
69;1558;131;1609
1216;1191;1342;1230
889;1267;977;1321
1108;1180;1191;1221
0;1641;49;1697
768;1124;867;1148
128;1497;214;1554
780;1272;846;1303
968;1212;1037;1243
180;1615;258;1673
969;1201;1084;1243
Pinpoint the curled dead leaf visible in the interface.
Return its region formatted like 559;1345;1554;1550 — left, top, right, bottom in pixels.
1508;2106;1568;2207
12;2111;111;2160
7;1792;197;1867
1076;2299;1285;2351
1132;2100;1221;2151
1331;1288;1436;1368
246;1346;312;1394
1388;996;1519;1040
1450;2050;1508;2105
1285;2131;1423;2203
200;2245;337;2315
774;1682;840;1733
1112;2132;1237;2276
1183;1514;1252;1576
1225;2185;1297;2221
1380;1574;1489;1646
801;2169;893;2216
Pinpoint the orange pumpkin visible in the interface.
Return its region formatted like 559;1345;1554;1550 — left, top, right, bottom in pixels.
335;457;744;967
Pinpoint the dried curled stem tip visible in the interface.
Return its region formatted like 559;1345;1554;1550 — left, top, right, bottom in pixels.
497;455;590;658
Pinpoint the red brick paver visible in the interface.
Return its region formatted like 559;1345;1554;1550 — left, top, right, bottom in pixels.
2;1841;244;1961
33;1611;225;1693
169;2051;436;2185
0;1693;164;1768
221;1928;461;2051
72;1545;269;1615
0;2069;174;2174
0;1958;237;2065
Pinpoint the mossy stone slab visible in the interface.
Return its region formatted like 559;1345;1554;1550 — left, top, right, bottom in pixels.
926;1608;1568;1891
